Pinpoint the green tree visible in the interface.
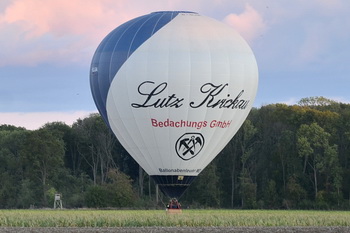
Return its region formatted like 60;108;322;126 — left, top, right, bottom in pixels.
84;169;135;208
297;122;340;200
43;122;80;175
285;175;307;208
73;114;117;185
20;128;65;206
0;127;28;207
196;163;220;207
183;163;220;208
17;179;36;208
298;96;338;107
239;168;256;208
263;180;279;208
105;169;135;207
85;185;108;208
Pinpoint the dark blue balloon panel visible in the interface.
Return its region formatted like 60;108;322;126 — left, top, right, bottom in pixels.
90;11;194;126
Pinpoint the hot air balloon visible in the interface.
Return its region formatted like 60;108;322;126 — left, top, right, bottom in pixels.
90;11;258;199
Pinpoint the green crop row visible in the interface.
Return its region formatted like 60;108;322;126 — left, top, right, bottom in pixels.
0;209;349;227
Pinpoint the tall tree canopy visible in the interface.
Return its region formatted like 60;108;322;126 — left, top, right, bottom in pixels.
0;97;349;209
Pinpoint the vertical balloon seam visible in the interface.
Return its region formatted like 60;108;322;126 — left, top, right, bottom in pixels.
170;11;176;20
174;16;189;175
151;12;175;36
150;12;165;35
90;36;105;107
140;15;179;175
93;18;142;127
159;13;184;188
105;13;180;175
90;43;102;103
199;29;241;168
91;11;191;129
166;19;176;174
180;43;196;186
110;80;154;174
186;29;196;173
109;32;155;173
151;12;184;174
127;19;161;175
109;15;146;82
137;12;184;175
184;28;200;172
163;22;172;176
199;29;218;170
148;13;172;175
126;14;158;59
102;13;176;127
151;46;169;175
189;25;212;171
107;80;147;171
126;51;160;175
127;79;155;175
105;16;151;130
90;42;108;125
117;13;181;175
201;16;231;168
182;15;218;174
101;25;130;123
211;34;236;166
186;23;199;173
104;11;189;175
102;22;135;117
167;16;188;173
213;22;241;167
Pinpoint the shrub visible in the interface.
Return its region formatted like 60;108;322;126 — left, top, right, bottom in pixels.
85;185;108;208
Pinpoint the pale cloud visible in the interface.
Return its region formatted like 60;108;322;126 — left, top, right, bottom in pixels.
0;0;144;66
327;96;350;104
1;0;125;39
223;4;267;43
0;0;262;67
0;111;95;130
280;98;299;106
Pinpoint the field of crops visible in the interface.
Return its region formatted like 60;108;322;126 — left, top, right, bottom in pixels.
0;209;349;228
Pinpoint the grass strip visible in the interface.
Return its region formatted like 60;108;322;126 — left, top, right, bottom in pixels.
0;209;349;227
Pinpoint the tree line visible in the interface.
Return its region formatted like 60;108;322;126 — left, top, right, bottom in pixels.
0;96;349;209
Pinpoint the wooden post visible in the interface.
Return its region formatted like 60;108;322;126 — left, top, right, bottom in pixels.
148;175;151;198
139;165;143;197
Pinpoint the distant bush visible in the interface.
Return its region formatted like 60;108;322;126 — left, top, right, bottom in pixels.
85;169;136;208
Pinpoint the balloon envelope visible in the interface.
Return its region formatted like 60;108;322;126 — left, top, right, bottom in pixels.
90;11;258;198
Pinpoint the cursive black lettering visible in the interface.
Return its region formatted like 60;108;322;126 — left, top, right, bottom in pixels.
190;83;249;109
131;81;184;108
190;83;228;108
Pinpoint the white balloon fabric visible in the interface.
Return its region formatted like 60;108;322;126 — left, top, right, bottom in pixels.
90;11;258;198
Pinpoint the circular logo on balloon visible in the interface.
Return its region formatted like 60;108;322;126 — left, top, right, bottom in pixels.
175;133;205;161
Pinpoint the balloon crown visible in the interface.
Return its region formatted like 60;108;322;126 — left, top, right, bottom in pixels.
151;11;198;15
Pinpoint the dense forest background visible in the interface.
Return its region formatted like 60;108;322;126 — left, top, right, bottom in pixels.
0;97;349;210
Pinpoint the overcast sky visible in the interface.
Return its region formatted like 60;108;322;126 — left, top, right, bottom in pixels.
1;0;349;130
